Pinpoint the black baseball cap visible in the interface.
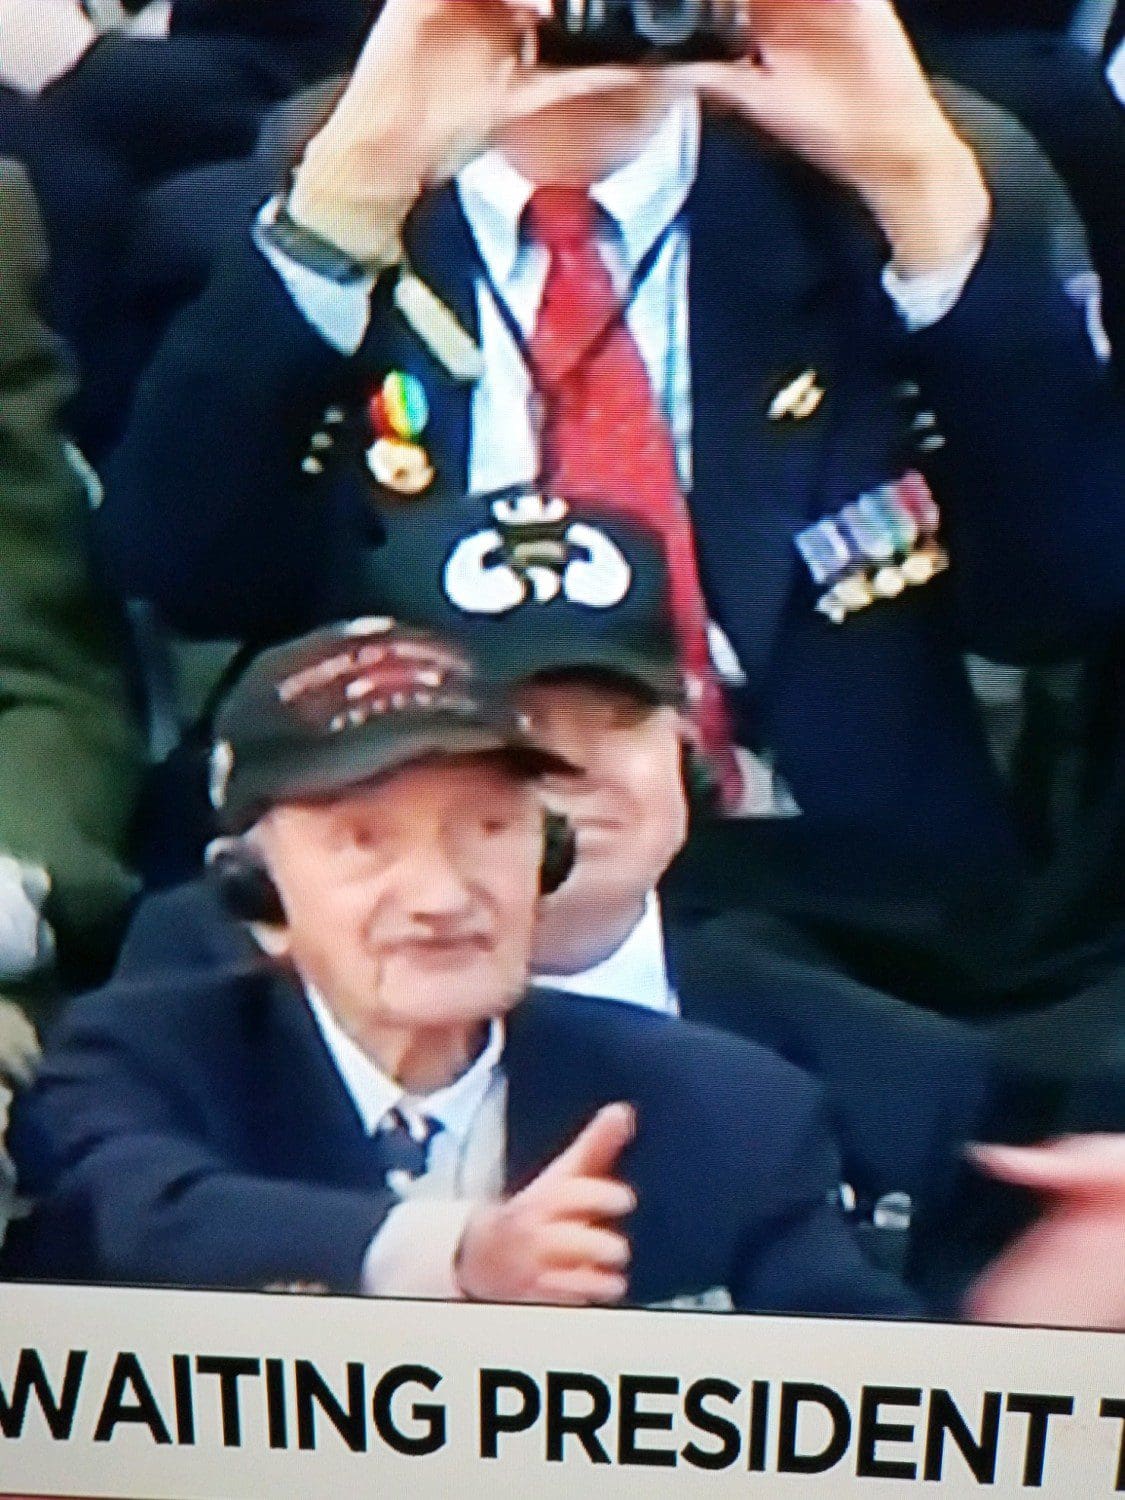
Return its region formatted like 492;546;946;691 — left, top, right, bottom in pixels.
354;488;684;705
209;617;574;829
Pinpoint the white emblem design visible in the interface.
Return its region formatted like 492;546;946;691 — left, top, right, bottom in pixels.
442;496;633;616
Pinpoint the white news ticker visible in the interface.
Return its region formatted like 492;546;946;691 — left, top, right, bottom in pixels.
0;1282;1122;1499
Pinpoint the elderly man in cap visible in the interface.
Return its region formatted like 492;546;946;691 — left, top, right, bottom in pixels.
9;618;916;1315
107;494;988;1286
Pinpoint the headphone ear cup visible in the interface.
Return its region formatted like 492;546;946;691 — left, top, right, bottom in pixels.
540;812;577;897
207;844;287;926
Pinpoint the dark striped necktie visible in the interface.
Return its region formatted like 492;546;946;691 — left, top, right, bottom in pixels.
373;1107;443;1188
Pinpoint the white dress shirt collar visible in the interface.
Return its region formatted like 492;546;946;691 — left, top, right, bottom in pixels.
305;986;505;1142
533;891;678;1014
456;95;701;286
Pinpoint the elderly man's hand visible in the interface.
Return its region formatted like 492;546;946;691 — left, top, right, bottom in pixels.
456;1103;636;1305
681;0;991;277
965;1136;1125;1331
289;0;646;264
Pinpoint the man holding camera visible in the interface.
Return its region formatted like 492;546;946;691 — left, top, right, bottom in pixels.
101;0;1121;1001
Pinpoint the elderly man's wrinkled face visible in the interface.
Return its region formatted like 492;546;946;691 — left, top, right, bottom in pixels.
253;756;545;1041
515;676;689;953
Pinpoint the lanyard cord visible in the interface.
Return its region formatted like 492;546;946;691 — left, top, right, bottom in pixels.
473;214;687;460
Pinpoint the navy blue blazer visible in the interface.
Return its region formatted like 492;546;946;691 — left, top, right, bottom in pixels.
664;909;991;1207
8;947;917;1318
107;880;988;1217
98;116;1123;888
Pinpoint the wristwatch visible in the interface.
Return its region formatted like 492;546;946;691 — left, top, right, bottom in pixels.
259;199;394;286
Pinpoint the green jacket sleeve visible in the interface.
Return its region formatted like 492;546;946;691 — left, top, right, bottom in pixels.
0;159;144;976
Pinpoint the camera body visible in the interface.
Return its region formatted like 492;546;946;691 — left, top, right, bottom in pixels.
540;0;750;65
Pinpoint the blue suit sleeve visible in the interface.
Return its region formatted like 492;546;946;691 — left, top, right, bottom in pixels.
907;214;1125;658
97;235;365;638
15;1005;392;1291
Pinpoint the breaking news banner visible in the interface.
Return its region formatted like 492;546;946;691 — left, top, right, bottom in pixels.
0;1286;1122;1499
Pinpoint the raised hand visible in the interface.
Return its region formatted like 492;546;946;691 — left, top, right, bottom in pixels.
965;1136;1125;1330
289;0;648;263
678;0;990;275
455;1102;637;1305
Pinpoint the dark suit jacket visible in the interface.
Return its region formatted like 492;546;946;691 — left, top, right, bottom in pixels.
7;948;917;1318
664;908;991;1209
98;112;1123;903
109;879;988;1220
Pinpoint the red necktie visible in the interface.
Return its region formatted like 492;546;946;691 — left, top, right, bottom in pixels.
524;186;742;809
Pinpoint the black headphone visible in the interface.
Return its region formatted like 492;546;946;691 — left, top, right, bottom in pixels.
209;811;577;925
541;810;577;896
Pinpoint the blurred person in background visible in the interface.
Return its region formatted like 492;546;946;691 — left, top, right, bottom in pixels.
1;0;374;183
0;159;145;1241
0;0;383;461
0;160;144;991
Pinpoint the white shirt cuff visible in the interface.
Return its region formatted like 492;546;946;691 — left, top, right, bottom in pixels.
253;198;375;356
360;1199;476;1299
882;238;985;333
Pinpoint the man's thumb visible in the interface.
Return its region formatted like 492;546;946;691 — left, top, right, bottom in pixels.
540;1103;636;1183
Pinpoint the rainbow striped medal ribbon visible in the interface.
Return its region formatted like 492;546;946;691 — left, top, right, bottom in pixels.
366;371;435;498
795;471;950;625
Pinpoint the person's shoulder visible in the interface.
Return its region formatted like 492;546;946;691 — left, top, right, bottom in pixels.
47;952;275;1058
114;877;252;978
524;988;821;1109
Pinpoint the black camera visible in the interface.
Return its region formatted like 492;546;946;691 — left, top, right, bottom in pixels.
539;0;750;65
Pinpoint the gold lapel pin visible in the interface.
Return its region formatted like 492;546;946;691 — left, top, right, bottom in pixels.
768;369;825;423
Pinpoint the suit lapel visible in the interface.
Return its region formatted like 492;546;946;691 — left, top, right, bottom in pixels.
502;994;607;1190
250;971;385;1189
687;122;856;688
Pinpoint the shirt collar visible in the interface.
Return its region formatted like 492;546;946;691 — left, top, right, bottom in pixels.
305;986;505;1142
533;892;677;1012
456;94;701;286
